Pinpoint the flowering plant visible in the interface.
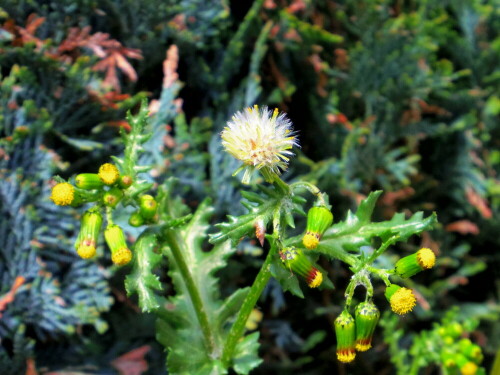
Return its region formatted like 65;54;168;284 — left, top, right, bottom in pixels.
49;100;484;374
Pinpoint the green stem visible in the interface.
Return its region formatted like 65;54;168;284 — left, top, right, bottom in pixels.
366;236;399;265
105;206;114;225
368;266;392;286
290;181;326;206
221;245;275;366
272;175;291;195
162;228;217;356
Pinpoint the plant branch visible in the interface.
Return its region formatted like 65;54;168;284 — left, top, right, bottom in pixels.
221;244;275;366
290;181;326;206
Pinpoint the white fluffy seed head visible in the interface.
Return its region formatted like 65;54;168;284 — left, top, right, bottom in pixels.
221;105;299;183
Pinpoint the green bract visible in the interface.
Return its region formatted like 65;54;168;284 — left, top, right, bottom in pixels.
355;301;380;352
334;310;356;363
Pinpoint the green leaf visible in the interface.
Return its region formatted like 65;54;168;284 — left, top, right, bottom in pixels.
54;131;104;151
125;231;163;312
112;99;151;177
209;185;304;247
233;332;263;375
318;191;437;261
156;191;260;374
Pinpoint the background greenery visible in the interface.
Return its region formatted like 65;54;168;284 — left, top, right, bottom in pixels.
0;0;498;374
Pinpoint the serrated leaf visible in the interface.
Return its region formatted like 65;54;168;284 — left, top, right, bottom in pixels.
156;195;255;374
318;191;437;260
233;332;263;375
125;231;162;312
210;186;303;246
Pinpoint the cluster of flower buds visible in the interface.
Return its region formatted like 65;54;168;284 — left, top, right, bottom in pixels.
334;301;380;363
50;163;132;208
438;322;485;375
276;206;333;287
382;248;436;315
50;163;140;266
279;247;323;288
129;194;158;227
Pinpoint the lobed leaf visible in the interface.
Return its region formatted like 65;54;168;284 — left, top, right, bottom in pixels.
157;196;261;374
125;231;163;312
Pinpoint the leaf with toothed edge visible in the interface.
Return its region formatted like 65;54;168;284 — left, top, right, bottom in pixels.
209;185;305;247
316;191;438;260
125;231;163;312
155;183;261;375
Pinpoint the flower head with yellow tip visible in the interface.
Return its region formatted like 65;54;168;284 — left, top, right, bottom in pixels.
104;224;132;266
302;206;333;250
457;354;479;375
279;247;324;288
395;247;436;278
221;105;298;183
50;182;75;206
111;248;133;266
416;247;436;269
355;301;380;352
334;310;356;363
98;163;120;185
77;244;97;259
75;209;102;260
385;285;417;315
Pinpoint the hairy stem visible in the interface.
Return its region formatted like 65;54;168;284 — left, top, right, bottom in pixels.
290;181;326;206
221;245;275;366
162;228;217;356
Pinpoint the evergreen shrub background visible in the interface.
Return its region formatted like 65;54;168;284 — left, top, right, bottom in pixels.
0;0;499;373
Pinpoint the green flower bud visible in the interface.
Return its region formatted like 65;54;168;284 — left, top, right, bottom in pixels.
302;206;333;250
119;175;133;189
355;301;380;352
139;194;158;220
104;224;132;266
279;247;323;288
129;211;145;227
75;209;102;259
446;322;463;339
75;173;104;190
459;339;483;363
334;310;356;363
103;187;123;208
394;247;436;278
441;350;456;368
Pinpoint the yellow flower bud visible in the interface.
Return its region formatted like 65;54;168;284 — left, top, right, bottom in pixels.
98;163;120;185
385;285;417;315
50;182;76;206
